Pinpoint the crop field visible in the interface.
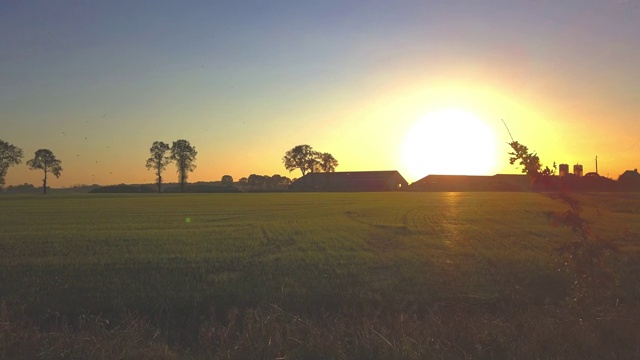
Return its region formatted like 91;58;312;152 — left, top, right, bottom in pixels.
1;192;639;359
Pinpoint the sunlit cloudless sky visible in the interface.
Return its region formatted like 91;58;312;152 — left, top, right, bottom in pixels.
2;0;639;187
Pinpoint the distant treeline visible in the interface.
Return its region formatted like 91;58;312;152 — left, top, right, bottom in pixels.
1;183;100;194
2;173;294;194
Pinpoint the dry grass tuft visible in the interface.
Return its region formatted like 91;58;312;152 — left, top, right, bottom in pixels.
0;300;178;360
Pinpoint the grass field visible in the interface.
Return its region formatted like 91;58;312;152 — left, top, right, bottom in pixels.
1;192;639;359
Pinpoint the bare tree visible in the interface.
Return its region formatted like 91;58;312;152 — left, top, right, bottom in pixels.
170;139;197;192
0;139;23;190
26;149;62;194
145;141;171;193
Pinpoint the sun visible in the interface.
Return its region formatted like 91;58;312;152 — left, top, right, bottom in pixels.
402;109;498;180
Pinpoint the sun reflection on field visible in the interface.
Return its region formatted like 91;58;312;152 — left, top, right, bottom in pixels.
441;192;463;252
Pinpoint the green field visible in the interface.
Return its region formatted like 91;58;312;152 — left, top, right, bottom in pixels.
1;192;639;359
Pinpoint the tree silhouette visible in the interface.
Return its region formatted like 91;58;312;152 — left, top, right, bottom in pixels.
508;140;556;187
283;145;338;177
0;140;23;190
316;152;338;188
145;141;171;193
269;174;292;190
26;149;62;194
317;152;338;172
221;175;233;185
508;141;554;177
170;139;197;192
507;139;616;304
283;144;316;176
248;174;267;191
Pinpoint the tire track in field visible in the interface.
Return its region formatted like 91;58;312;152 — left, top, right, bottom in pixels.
401;194;469;266
344;210;409;262
345;198;475;296
394;195;478;297
403;211;464;249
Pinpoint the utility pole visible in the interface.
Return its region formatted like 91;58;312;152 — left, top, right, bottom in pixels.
595;156;598;175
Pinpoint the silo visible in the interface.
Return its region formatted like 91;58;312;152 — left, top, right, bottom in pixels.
559;164;569;177
573;164;583;177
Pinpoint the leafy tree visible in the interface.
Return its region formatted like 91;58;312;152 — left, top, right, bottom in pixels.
283;145;317;176
170;139;197;192
221;175;234;185
248;174;267;191
508;141;555;177
0;139;23;190
238;177;248;185
269;174;292;190
317;152;338;172
316;152;338;187
283;145;338;176
145;141;171;193
507;139;617;304
26;149;62;194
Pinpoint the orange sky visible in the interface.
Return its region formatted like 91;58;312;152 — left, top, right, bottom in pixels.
2;1;639;187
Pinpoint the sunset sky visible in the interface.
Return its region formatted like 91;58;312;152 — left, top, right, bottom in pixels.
2;1;639;187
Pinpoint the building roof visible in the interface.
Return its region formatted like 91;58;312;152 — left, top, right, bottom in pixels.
409;174;533;191
619;169;640;178
409;172;626;192
618;169;640;190
290;170;408;191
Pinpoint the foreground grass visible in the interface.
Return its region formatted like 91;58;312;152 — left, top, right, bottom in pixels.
1;192;639;358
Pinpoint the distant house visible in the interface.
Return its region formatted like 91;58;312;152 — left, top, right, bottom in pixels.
289;171;408;191
618;169;640;191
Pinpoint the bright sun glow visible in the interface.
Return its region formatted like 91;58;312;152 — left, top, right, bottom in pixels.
402;109;498;180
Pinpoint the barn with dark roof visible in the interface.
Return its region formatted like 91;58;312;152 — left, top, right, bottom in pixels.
409;174;533;192
289;171;408;191
618;169;640;191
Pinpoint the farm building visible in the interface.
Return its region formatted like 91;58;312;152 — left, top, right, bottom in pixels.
289;171;408;191
410;173;619;192
409;174;533;192
618;169;640;191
